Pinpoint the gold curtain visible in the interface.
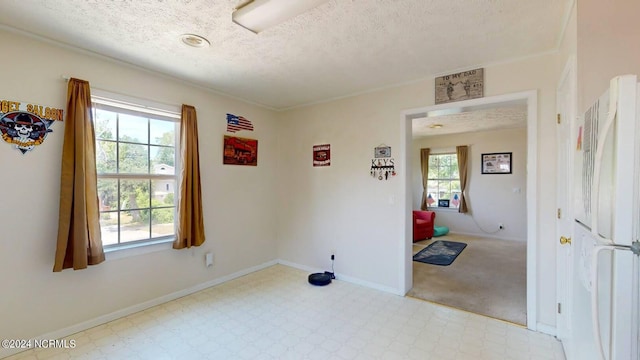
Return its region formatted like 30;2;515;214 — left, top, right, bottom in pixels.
173;104;205;249
420;148;431;210
456;145;469;213
53;78;105;271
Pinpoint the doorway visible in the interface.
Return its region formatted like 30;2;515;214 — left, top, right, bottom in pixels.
400;91;538;330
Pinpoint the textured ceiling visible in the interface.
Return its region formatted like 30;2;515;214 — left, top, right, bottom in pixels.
0;0;568;109
412;105;527;138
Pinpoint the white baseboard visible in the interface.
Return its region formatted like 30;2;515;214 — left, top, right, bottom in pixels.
449;230;526;242
536;322;557;336
334;272;405;296
277;259;325;274
0;259;278;359
277;259;404;296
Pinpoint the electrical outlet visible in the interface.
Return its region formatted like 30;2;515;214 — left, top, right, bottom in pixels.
205;252;213;267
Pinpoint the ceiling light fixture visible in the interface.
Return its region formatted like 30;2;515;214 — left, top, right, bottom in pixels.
180;34;210;48
232;0;328;34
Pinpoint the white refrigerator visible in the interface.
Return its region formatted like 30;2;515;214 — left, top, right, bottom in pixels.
571;74;640;360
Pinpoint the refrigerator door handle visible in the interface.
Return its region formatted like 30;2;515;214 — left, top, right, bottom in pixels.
590;245;628;360
591;243;639;360
592;245;613;360
590;77;618;242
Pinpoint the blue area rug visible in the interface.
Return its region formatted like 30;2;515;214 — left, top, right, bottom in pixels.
413;240;467;266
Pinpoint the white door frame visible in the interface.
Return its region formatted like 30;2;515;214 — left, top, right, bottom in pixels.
555;55;577;354
400;90;538;330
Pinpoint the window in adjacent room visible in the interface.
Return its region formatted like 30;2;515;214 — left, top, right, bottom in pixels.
92;92;180;248
427;153;461;209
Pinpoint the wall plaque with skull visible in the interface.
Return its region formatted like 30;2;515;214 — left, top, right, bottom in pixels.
0;111;54;154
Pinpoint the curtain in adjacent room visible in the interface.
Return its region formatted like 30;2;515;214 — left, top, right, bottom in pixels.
456;145;469;213
53;78;105;271
420;148;431;210
173;104;205;249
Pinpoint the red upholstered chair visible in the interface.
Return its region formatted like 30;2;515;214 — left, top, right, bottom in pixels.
413;210;435;242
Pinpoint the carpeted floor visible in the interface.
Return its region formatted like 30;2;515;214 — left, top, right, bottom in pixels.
408;233;527;325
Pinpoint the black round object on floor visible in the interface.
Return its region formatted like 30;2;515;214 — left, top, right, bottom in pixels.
308;272;332;286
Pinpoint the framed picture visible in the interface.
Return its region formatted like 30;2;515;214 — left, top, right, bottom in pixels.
313;144;331;167
435;68;484;104
438;199;450;207
223;135;258;166
481;152;512;174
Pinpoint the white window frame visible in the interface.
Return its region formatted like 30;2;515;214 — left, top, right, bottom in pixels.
91;89;181;253
426;151;461;210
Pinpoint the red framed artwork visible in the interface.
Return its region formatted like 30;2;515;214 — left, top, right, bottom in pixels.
223;135;258;166
313;144;330;167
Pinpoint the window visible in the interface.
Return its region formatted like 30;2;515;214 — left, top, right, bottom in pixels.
427;153;461;209
92;93;180;248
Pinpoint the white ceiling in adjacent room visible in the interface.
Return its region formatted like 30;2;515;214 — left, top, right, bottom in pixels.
412;105;528;138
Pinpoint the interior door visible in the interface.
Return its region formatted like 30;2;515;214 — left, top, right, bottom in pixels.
556;57;576;355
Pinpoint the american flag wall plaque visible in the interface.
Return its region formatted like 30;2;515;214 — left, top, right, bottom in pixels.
226;113;254;133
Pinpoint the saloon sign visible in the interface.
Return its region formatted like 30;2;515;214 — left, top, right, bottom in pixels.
0;99;63;154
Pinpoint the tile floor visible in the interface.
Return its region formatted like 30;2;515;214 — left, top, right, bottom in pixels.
6;265;565;360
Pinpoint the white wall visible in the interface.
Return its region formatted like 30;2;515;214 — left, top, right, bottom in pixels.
577;0;640;111
276;89;409;292
0;29;279;344
557;1;577;73
278;52;560;328
412;128;527;241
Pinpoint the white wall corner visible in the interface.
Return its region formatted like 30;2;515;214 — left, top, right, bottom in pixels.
278;259;405;296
